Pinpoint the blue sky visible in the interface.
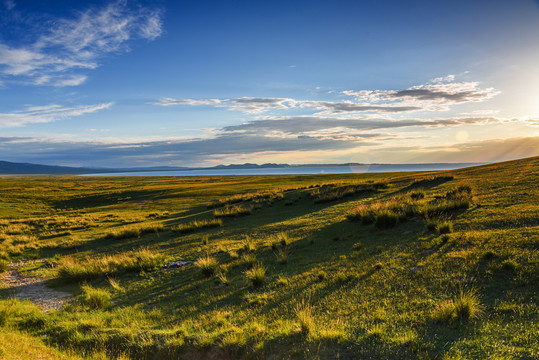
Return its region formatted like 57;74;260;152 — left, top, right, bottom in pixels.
0;0;538;167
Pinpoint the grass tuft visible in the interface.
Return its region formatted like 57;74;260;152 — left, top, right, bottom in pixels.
374;210;399;230
431;289;482;323
172;218;222;234
240;253;257;268
294;300;316;336
214;205;253;218
0;259;8;273
274;248;288;264
241;236;257;252
409;189;425;200
453;289;482;321
245;263;266;287
437;221;453;234
57;248;164;283
195;255;219;277
501;259;518;271
79;284;111;310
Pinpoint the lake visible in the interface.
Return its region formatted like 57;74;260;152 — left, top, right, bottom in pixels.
82;163;479;177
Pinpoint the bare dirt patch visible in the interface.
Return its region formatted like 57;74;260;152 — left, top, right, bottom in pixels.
1;263;72;312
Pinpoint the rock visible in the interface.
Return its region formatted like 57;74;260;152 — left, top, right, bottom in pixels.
162;260;193;269
41;261;60;269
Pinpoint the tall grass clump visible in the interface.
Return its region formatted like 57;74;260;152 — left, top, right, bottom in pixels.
423;202;469;218
214;205;253;218
501;259;518;271
437;221;453;234
79;284;111;310
294;300;316;336
310;182;387;203
346;204;376;224
425;218;439;231
107;277;125;293
409;189;425;200
195;255;219;277
431;289;482;323
446;185;472;200
416;185;473;218
241;236;257;252
134;246;165;272
453;289;482;321
0;259;8;273
172;218;222;234
0;299;44;328
245;263;266;287
105;223;164;240
347;196;419;228
411;175;454;187
58;248;164;283
58;258;105;282
240;253;257;268
274;248;288;264
374;210;399;230
209;189;284;208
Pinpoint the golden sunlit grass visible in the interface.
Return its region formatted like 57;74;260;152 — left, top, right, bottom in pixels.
0;156;537;359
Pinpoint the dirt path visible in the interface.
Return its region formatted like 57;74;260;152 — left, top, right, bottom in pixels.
0;264;72;312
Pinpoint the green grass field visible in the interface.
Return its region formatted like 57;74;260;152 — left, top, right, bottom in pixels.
0;157;537;359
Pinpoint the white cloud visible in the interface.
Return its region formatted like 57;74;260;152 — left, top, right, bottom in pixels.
226;97;296;113
344;80;499;109
154;76;499;115
429;74;456;83
0;1;163;86
53;75;88;87
154;97;295;113
0;102;113;128
154;98;222;106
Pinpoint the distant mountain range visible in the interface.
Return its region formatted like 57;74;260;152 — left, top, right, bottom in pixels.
0;160;481;175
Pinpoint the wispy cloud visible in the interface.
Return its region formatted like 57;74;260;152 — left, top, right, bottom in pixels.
154;97;296;113
154;98;222;106
0;1;163;86
154;76;499;115
0;102;113;128
222;116;502;135
227;98;296;113
297;101;420;114
4;0;15;11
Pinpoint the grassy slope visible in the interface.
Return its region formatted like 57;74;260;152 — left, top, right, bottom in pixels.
0;157;537;359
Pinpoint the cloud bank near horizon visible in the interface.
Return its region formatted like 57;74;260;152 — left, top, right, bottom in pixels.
0;129;536;168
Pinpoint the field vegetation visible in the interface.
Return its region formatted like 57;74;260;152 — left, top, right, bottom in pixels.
0;157;537;359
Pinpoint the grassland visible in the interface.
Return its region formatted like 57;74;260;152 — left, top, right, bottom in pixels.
0;157;537;359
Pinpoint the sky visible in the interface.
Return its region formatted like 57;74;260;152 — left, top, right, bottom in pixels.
0;0;538;168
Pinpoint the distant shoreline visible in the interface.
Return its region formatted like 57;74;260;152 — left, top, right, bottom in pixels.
81;163;481;177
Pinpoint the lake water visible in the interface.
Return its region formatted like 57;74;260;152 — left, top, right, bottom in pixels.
82;163;478;177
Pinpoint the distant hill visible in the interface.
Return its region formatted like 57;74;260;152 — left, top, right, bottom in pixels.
0;160;95;174
0;160;482;175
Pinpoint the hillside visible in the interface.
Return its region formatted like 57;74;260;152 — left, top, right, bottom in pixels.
0;156;537;359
